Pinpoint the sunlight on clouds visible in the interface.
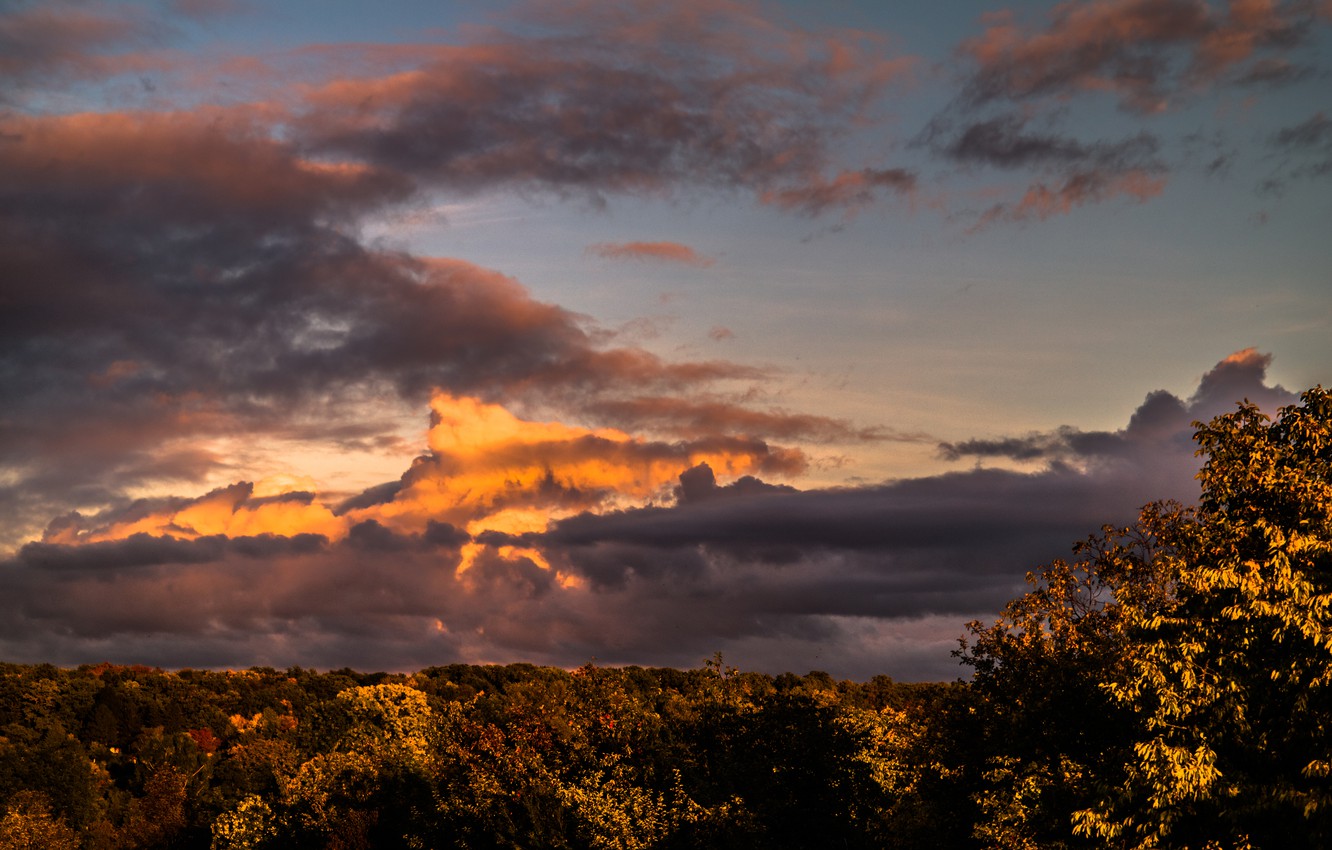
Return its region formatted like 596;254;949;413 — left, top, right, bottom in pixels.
363;392;784;532
53;393;793;557
252;474;319;498
427;393;632;457
458;507;554;575
71;482;345;544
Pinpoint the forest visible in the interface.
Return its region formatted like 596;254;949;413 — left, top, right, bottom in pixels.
2;387;1329;850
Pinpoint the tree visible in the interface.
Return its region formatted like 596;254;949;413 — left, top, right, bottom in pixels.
965;386;1332;849
117;764;188;849
0;792;80;850
1076;386;1332;848
211;795;278;850
277;684;447;848
958;509;1178;848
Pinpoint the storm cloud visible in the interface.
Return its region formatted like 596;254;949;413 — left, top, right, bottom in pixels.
0;352;1297;680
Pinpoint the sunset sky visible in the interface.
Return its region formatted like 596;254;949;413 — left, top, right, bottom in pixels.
2;0;1329;680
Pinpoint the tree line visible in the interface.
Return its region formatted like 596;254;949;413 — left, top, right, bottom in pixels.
2;387;1328;850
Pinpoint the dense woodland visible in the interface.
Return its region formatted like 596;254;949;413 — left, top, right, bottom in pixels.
2;388;1329;850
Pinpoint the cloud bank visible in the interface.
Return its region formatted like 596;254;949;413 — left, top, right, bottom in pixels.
0;352;1296;680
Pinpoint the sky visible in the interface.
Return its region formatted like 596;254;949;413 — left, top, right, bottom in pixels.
1;0;1329;681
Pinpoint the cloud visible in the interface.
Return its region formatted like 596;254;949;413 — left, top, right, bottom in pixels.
970;167;1167;229
1;0;1326;679
167;0;249;18
360;392;807;536
758;167;917;217
0;1;164;97
0;352;1298;680
0;0;252;105
19;531;328;572
41;482;345;546
928;113;1162;173
931;1;1328;221
938;348;1293;472
1233;55;1318;85
41;392;806;544
0;105;845;546
920;112;1168;226
0;0;931;544
1263;111;1332;192
587;241;715;267
1272;108;1332;150
581;396;920;443
290;0;916;211
958;0;1319;113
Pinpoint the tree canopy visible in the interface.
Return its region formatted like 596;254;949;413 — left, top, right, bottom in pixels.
961;385;1332;848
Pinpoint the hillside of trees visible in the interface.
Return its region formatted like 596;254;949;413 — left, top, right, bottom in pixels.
2;387;1329;850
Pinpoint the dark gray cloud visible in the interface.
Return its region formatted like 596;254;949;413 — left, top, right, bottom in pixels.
16;531;327;572
675;462;797;505
938;349;1292;471
757;167;918;217
0;352;1297;681
921;112;1167;226
926;113;1161;173
0;125;803;547
1263;111;1332;192
1234;56;1319;86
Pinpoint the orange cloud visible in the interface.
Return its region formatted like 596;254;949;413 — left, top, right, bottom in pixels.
45;482;344;545
362;393;803;534
971;167;1167;230
586;241;714;267
48;393;804;551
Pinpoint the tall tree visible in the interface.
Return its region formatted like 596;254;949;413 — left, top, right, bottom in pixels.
1077;386;1332;848
959;511;1174;848
965;386;1332;849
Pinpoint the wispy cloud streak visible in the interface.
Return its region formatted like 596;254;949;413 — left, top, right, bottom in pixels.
587;241;716;267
